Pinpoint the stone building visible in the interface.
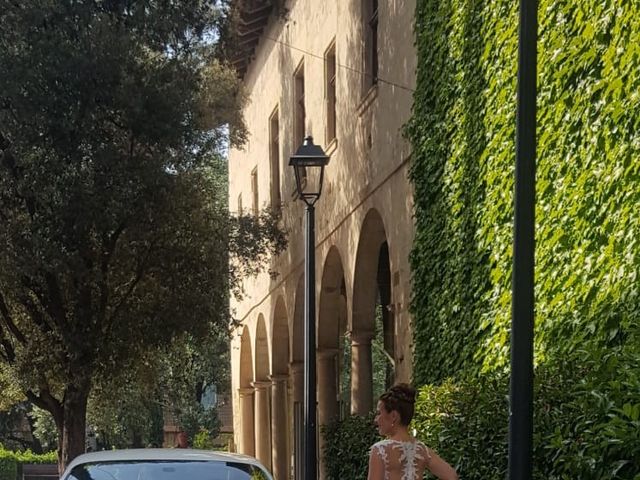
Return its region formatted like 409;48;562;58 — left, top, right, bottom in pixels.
228;0;416;478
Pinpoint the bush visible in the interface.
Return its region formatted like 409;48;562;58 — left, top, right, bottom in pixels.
0;449;17;480
413;376;509;479
414;350;640;479
321;413;379;480
0;448;57;480
324;344;640;480
13;449;57;465
534;348;640;479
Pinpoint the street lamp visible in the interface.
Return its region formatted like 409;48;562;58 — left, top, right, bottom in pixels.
289;136;330;480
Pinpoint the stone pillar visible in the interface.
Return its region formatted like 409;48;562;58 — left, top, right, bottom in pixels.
317;349;339;480
253;381;272;471
290;361;304;404
238;387;255;456
270;375;289;480
350;331;374;415
317;349;339;426
290;362;304;480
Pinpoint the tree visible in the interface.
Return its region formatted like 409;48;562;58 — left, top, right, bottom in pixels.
86;324;232;450
0;0;282;472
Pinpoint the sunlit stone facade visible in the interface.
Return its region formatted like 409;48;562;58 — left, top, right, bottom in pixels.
228;1;416;478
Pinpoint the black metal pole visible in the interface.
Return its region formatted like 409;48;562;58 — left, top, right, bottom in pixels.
509;0;537;479
303;203;317;480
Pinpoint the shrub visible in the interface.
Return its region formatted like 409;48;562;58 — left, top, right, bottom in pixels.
13;449;57;465
534;348;640;479
413;376;509;479
0;449;17;480
0;448;57;480
321;413;379;480
324;343;640;480
415;350;640;479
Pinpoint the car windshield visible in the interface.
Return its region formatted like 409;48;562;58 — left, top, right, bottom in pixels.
64;460;270;480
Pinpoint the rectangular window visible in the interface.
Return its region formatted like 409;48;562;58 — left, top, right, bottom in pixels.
294;61;306;148
364;0;379;91
325;43;337;144
237;193;243;215
269;107;281;210
251;167;258;217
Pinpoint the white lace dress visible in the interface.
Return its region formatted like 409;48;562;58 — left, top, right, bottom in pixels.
370;439;432;480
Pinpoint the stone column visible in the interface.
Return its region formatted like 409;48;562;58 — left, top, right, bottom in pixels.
317;349;339;426
270;375;289;480
289;362;304;480
317;349;339;480
350;331;374;415
290;361;304;404
238;387;255;456
253;381;272;471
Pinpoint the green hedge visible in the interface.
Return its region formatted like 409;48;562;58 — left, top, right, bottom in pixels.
322;345;640;479
321;413;380;480
416;350;640;479
0;451;17;480
406;0;640;383
0;448;57;480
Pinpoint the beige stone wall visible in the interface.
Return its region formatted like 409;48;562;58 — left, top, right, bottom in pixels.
228;0;416;477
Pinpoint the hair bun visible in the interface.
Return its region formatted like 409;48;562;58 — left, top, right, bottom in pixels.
390;383;416;404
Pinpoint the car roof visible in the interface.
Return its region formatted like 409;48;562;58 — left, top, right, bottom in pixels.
62;449;271;478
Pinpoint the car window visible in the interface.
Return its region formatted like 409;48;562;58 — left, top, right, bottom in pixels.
64;460;270;480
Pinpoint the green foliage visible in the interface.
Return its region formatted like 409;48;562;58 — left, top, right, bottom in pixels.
0;0;284;468
406;0;640;383
405;0;510;382
11;450;57;464
321;413;380;480
0;449;17;480
413;346;640;480
413;377;509;479
407;0;640;475
0;448;56;480
192;429;216;450
28;407;57;453
534;342;640;479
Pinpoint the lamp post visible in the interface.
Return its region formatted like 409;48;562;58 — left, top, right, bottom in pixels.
289;136;330;480
509;0;537;479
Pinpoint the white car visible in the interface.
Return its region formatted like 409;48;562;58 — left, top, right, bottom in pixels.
60;448;273;480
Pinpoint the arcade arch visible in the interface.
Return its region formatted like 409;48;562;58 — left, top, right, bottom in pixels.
350;208;395;414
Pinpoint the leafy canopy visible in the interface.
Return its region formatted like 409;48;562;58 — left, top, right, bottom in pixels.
0;0;283;465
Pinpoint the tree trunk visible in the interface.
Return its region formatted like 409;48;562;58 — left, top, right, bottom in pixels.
25;410;44;454
56;383;90;475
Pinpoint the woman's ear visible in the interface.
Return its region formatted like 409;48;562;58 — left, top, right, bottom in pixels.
392;410;401;425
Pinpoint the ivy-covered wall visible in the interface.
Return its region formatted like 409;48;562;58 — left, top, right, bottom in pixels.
405;0;640;384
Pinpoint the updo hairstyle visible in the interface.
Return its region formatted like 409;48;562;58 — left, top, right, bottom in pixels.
378;383;417;426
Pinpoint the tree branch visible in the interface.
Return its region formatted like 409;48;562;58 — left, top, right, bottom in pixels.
44;272;67;327
26;386;63;423
108;240;156;324
21;295;54;334
0;130;37;218
0;291;27;345
21;276;63;331
97;221;127;328
0;326;16;362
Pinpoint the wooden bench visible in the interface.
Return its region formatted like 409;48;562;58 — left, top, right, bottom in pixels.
20;463;59;480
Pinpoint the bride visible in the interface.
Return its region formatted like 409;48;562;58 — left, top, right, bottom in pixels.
367;384;459;480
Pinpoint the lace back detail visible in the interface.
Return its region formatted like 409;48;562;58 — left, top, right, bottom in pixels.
372;439;430;480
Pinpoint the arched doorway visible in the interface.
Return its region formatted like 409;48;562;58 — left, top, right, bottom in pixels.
290;275;304;480
254;315;271;470
238;326;255;455
318;247;349;478
351;209;395;414
271;297;289;480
